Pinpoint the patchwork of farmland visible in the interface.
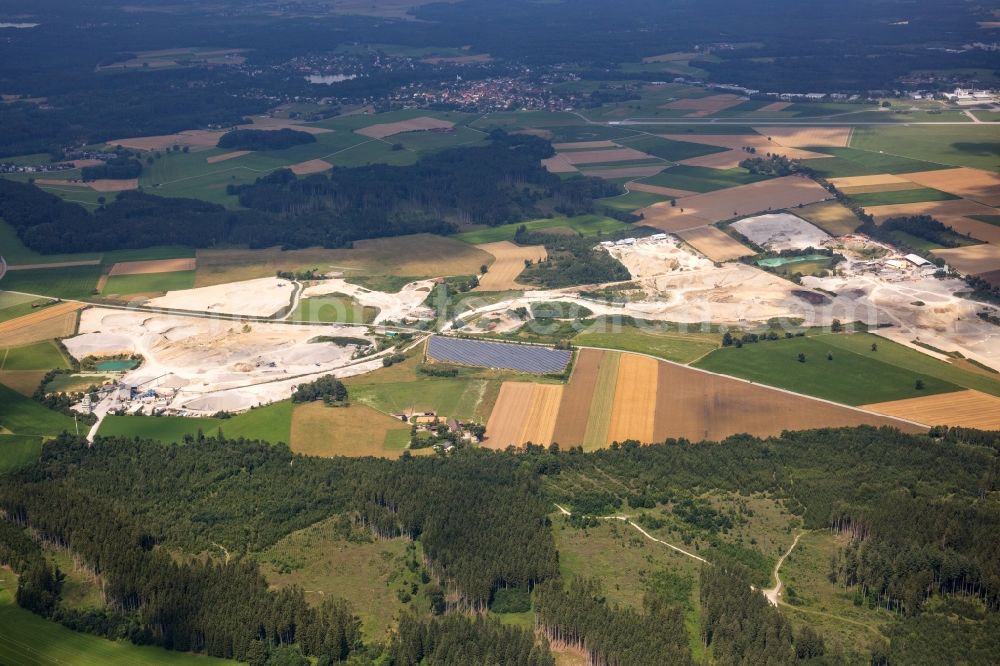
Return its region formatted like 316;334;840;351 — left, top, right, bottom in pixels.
484;348;920;449
427;336;571;374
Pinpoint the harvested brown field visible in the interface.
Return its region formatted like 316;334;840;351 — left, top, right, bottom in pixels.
752;102;792;114
932;244;1000;275
290;402;411;458
626;181;697;198
679;150;746;170
677;226;755;262
552;349;604;446
0;370;46;396
237;117;331;134
519;384;564;445
475;241;547;291
69;159;103;168
35;178;139;192
0;302;84;347
561;148;655;165
795;201;861;236
661;94;746;117
838;182;923;195
289;159;333;175
541;154;578;174
651;362;922;442
195;234;492;287
206;150;251;164
110;129;224;151
900;168;1000;207
639;176;831;230
583;165;667;179
661;134;831;161
640;207;712;233
484;382;534;449
108;258;196;276
606;354;658;444
552;140;617;150
828;174;913;189
979;268;1000;287
752;126;852;148
91;179;140;192
356;116;455;139
863;390;1000;430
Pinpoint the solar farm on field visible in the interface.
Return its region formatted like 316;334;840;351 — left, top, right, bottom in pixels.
427;336;571;374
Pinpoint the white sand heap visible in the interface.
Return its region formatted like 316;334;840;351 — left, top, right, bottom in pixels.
608;235;714;279
146;277;296;318
302;278;436;324
731;213;832;251
66;308;375;414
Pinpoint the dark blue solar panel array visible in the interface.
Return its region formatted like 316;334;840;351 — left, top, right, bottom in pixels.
428;336;571;374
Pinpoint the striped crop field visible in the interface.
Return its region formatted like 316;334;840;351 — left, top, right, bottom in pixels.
484;351;925;449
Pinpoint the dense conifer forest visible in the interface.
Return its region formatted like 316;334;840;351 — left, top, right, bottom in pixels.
0;426;997;663
0;132;621;254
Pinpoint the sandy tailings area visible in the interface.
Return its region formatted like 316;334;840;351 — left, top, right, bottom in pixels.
146;277;296;318
802;272;1000;370
303;278;436;324
454;262;840;329
731;213;832;251
608;236;714;279
66;308;377;414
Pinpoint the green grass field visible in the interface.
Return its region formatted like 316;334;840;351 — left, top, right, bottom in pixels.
617;134;730;162
0;434;43;475
0;384;76;436
850;125;1000;172
805;147;950;178
779;530;891;658
573;323;718;364
583;351;619;451
598;190;671;211
452;214;629;244
102;270;196;296
258;517;423;641
348;377;498;422
98;401;293;444
693;334;966;405
289;295;379;324
820;333;1000;398
638;165;770;193
847;187;959;207
0;341;71;372
0;575;235;666
1;265;101;299
44;374;111;394
0;292;41;323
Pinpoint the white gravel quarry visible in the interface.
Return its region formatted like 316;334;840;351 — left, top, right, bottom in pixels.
66;308;375;414
146;277;296;318
302;277;436;324
731;213;832;251
607;235;714;279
